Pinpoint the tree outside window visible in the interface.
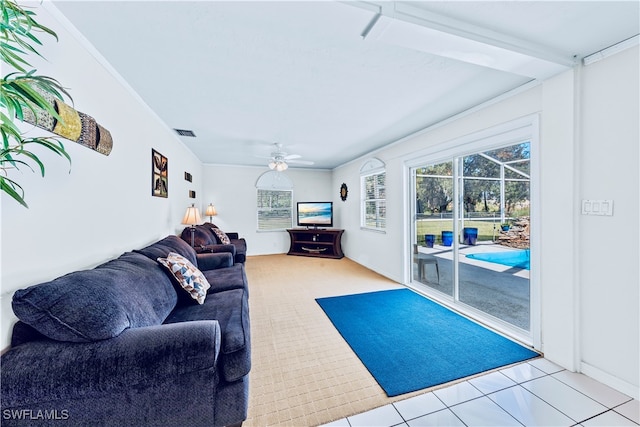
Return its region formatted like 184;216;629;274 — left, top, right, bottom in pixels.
257;189;292;231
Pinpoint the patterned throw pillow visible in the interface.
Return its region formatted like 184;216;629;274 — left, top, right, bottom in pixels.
211;227;231;245
158;252;210;304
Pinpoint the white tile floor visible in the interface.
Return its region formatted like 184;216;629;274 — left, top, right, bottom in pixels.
322;358;639;427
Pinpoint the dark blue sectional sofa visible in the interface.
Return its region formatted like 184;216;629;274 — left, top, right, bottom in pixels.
1;235;250;426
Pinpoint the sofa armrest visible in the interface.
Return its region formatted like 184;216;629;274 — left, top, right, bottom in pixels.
197;251;233;271
197;243;237;257
226;232;239;240
1;321;221;412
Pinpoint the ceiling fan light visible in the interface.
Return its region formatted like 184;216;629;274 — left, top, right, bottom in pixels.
268;160;277;170
276;161;288;171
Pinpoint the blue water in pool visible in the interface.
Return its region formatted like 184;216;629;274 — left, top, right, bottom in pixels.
466;249;530;270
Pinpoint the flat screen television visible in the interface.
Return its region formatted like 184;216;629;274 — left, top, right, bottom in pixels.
297;202;333;228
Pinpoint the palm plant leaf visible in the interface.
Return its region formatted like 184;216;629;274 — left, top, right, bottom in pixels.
0;0;72;208
0;0;57;72
0;174;28;207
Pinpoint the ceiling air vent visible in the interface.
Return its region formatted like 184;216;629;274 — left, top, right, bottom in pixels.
174;128;196;137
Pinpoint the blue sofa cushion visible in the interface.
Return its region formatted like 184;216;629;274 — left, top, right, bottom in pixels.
12;252;177;342
204;263;248;295
165;288;250;382
135;235;198;266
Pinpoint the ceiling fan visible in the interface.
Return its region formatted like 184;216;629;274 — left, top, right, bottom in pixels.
267;143;314;171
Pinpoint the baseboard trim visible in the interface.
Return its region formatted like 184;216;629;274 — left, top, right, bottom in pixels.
346;255;400;284
580;362;639;400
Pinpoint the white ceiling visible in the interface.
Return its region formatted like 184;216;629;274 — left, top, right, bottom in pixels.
51;1;639;170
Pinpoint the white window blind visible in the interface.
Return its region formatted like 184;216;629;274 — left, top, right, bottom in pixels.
362;171;386;230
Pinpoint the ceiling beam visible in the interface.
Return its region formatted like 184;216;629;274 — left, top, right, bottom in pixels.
349;1;577;69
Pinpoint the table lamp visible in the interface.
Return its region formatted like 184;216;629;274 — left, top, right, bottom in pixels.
182;203;202;247
205;203;217;222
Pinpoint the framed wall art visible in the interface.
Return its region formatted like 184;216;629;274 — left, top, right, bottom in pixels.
152;149;168;198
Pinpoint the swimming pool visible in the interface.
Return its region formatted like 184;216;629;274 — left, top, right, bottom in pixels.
465;249;530;270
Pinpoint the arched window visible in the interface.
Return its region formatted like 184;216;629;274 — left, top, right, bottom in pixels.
360;158;386;231
255;171;294;231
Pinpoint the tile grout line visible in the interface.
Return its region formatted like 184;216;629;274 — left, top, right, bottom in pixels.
341;359;639;427
509;369;623;425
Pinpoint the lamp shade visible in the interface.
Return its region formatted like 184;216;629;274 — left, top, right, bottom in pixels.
205;203;217;217
182;204;201;225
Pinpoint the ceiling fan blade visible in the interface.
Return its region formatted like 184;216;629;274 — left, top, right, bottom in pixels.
284;154;301;160
287;159;314;165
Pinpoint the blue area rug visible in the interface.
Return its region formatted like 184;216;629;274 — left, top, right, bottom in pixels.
466;249;530;270
316;289;538;396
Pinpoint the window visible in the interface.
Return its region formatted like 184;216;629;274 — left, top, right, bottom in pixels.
257;189;292;231
360;158;386;230
255;171;294;231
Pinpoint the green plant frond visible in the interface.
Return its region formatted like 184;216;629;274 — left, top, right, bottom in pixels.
7;79;50;105
10;148;45;175
0;110;23;138
20;137;72;166
0;40;29;60
0;126;8;148
27;74;72;103
2;3;9;23
4;71;72;102
12;99;25;121
1;0;69;208
0;149;18;169
0;49;30;72
0;175;28;207
1;1;57;60
0;117;24;149
0;154;34;172
2;73;72;122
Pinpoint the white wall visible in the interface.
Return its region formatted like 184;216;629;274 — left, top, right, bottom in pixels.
578;47;639;396
539;70;578;371
333;47;639;398
201;165;332;255
0;4;202;348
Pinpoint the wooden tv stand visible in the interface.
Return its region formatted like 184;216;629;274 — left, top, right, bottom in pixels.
287;228;344;259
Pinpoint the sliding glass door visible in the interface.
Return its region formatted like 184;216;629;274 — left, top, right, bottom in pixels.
413;161;454;297
411;142;532;338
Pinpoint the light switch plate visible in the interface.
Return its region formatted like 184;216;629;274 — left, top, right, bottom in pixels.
582;199;613;216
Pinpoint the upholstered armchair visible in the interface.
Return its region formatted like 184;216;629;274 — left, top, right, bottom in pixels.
180;223;247;264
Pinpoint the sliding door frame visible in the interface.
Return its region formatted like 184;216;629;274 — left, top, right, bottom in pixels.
403;115;541;349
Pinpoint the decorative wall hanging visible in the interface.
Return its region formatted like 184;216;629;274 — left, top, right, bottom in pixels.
340;183;348;201
78;112;97;150
189;190;196;199
21;95;113;156
184;172;192;182
95;123;113;155
152;149;168;198
51;100;81;141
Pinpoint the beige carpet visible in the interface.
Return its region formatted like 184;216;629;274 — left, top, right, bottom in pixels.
244;254;428;426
